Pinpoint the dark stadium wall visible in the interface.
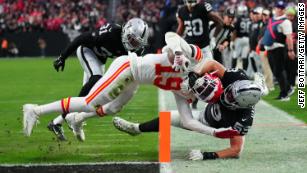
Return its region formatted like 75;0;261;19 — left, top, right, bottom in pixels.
1;32;69;57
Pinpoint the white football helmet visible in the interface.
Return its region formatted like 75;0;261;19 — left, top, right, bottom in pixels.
253;6;264;14
237;5;248;17
122;18;149;51
221;80;262;109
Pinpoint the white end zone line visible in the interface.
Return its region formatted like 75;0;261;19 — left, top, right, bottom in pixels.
260;100;306;128
0;162;158;167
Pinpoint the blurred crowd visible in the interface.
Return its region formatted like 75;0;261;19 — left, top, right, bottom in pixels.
0;0;304;58
0;0;108;33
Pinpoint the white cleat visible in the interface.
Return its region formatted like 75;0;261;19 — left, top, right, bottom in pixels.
65;113;85;141
23;104;39;136
254;72;269;96
113;117;141;136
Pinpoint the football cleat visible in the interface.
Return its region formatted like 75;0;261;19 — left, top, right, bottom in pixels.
23;104;39;136
113;117;141;136
47;121;66;141
65;113;85;141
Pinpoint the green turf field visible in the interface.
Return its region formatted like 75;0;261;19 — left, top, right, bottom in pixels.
0;58;158;163
263;86;307;123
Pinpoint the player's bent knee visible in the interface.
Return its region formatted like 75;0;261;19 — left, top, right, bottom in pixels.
231;147;242;158
106;104;123;114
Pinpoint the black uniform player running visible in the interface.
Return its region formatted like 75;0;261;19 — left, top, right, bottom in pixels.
49;18;149;141
176;0;224;109
232;5;251;70
113;60;263;160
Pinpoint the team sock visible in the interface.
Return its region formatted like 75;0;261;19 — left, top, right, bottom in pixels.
53;115;64;125
34;97;94;116
139;118;159;132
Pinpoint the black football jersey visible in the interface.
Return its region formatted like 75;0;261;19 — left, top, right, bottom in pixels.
235;17;251;38
249;21;263;50
61;23;127;64
177;2;212;48
202;69;254;135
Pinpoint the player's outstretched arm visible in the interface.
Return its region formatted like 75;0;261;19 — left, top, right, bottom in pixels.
216;135;245;158
173;93;238;138
53;32;96;71
188;135;245;160
194;59;226;78
176;17;185;36
60;32;95;60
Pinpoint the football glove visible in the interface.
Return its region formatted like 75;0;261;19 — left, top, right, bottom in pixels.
54;56;65;72
213;127;240;138
172;51;190;72
188;149;203;160
188;150;218;160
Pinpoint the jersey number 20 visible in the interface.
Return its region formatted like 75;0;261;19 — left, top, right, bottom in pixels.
184;19;203;36
154;64;182;90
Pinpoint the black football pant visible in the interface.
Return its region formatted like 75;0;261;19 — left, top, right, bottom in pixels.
232;58;248;71
213;48;223;65
267;47;290;97
285;57;297;87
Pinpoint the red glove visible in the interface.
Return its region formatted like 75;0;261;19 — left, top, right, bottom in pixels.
213;127;240;138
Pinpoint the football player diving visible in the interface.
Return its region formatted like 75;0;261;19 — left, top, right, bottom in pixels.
48;18;149;141
23;32;238;142
113;60;265;160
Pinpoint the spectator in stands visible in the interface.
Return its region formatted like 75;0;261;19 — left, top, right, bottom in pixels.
1;38;8;57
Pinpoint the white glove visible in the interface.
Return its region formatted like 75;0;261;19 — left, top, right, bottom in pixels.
172;52;191;72
188;149;203;160
213;127;239;138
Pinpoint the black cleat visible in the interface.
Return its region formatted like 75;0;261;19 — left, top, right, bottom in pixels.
47;121;66;141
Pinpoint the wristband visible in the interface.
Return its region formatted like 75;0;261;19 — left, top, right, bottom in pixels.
288;49;293;52
202;152;218;160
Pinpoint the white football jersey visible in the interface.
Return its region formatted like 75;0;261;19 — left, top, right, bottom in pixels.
129;50;202;100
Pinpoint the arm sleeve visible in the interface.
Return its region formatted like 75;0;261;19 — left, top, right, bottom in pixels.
233;109;254;135
204;2;213;14
164;32;204;62
60;32;98;60
280;19;292;35
173;93;215;136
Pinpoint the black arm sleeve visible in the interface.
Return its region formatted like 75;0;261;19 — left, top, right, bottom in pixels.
60;32;97;60
233;109;254;135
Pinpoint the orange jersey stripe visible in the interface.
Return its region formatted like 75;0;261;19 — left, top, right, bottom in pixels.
66;97;71;113
196;46;202;61
85;62;130;104
61;97;71;114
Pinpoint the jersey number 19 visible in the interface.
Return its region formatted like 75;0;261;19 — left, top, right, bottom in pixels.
154;64;182;90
